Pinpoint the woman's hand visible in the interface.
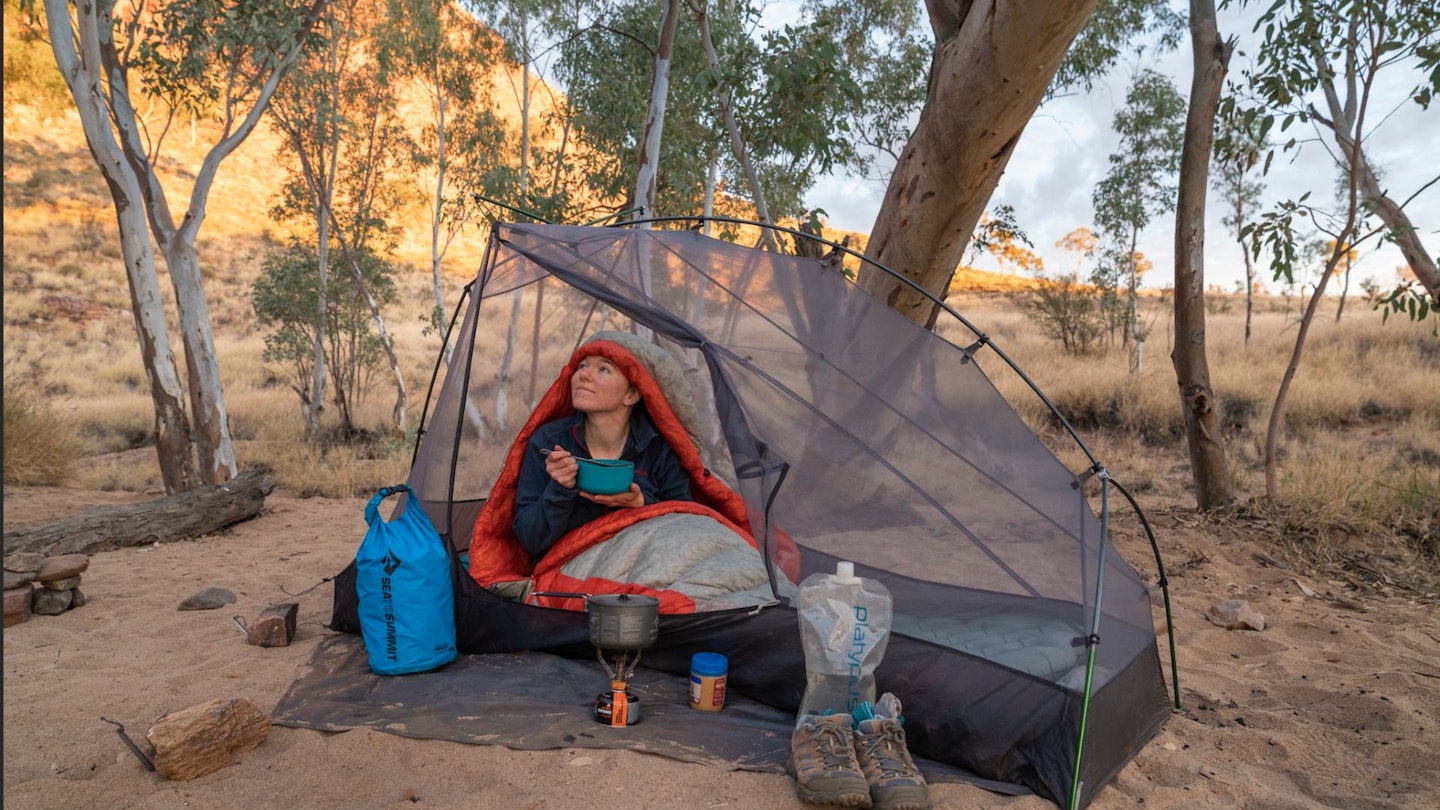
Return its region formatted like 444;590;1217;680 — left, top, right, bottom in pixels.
582;483;644;509
544;446;578;490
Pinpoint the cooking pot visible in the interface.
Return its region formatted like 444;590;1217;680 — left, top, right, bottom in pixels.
531;592;660;650
586;593;660;649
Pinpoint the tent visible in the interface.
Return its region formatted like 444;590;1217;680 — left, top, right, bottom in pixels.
330;219;1178;808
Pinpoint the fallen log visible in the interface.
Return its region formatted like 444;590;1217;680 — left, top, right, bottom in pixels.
3;469;274;557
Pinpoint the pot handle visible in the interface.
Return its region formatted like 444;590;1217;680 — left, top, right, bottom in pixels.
527;590;591;606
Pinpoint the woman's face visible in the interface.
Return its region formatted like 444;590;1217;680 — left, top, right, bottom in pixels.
571;355;640;415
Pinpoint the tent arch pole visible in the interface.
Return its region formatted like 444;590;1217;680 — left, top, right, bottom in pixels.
411;279;475;470
619;217;1180;784
617;221;1177;626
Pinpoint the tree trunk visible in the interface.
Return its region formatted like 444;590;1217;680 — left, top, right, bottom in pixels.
1264;248;1345;499
3;469;274;557
697;5;779;253
632;0;681;224
431;89;450;361
164;241;238;483
1240;231;1254;345
1336;250;1350;322
45;0;199;494
98;0;321;484
1352;154;1438;301
858;0;1097;327
1172;0;1235;512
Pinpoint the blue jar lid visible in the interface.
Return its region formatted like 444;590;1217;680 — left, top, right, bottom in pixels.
690;652;728;676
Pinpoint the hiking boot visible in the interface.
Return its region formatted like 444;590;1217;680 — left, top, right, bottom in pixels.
791;713;872;807
854;717;931;810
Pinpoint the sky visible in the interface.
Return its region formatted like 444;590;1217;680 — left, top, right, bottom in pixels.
798;4;1438;294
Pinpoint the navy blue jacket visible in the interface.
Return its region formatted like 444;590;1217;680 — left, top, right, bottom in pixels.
512;409;692;561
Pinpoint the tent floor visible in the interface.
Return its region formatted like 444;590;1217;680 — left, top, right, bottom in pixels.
273;634;1027;797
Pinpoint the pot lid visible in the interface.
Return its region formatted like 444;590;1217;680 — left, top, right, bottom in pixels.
587;594;659;608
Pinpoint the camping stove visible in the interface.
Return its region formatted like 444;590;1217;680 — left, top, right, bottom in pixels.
586;594;659;727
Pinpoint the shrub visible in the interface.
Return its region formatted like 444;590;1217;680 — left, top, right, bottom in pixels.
2;378;82;485
1022;275;1107;356
251;239;398;433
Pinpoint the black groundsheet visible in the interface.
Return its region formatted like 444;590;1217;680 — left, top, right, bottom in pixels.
272;635;1012;792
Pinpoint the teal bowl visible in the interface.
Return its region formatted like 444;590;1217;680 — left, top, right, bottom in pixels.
575;457;634;495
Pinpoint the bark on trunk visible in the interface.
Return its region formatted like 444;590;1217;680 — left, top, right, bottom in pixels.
1353;155;1439;301
3;469;274;557
164;241;238;483
698;6;779;253
46;0;199;494
632;0;681;224
858;0;1097;327
1172;0;1235;511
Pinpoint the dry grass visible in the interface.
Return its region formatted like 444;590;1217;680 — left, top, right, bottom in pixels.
3;91;1436;579
2;372;83;486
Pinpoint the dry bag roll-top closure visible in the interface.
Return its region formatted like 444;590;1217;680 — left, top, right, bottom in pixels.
355;485;457;675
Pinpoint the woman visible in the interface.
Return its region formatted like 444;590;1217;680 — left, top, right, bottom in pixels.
512;353;692;561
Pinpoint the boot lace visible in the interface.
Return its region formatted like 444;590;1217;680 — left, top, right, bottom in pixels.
861;723;913;778
813;722;856;771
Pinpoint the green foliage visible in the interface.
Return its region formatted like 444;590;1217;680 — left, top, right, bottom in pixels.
1212;109;1267;239
967;204;1033;258
1091;68;1183;348
791;0;927;173
132;0;322;128
251;240;397;432
1092;69;1186;240
1052;0;1186;96
1224;0;1438;286
1022;276;1107;356
1372;281;1436;329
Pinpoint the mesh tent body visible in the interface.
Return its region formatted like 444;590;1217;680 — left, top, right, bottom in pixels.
331;222;1170;807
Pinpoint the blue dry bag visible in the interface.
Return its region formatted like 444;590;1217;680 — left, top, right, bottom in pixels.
355;485;457;675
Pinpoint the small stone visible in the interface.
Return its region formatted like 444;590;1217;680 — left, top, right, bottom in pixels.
42;575;83;591
32;588;74;615
4;570;36;590
1206;598;1265;631
146;698;270;781
4;585;34;627
71;587;88;608
36;554;89;581
178;588;237;611
4;552;47;573
246;603;298;648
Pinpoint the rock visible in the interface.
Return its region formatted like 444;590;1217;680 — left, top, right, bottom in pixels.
178;588;237;611
4;570;36;590
146;698;270;781
4;552;48;573
71;587;88;608
246;603;298;648
41;575;83;591
4;584;34;626
36;553;89;581
1206;598;1265;631
32;587;74;615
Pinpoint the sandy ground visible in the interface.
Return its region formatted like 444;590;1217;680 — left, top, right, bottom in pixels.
4;484;1439;810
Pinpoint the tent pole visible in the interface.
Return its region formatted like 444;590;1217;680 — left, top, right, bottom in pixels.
1110;476;1184;711
1069;469;1112;810
411;281;474;469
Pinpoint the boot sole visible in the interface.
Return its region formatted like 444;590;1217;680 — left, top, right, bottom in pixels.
794;785;872;807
